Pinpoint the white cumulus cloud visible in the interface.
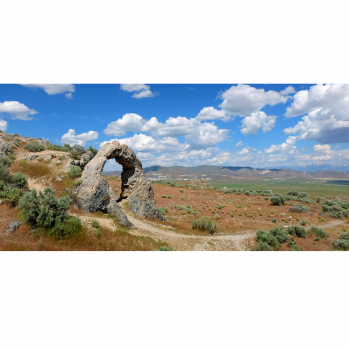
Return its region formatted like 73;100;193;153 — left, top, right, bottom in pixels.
61;129;99;146
104;114;229;150
219;84;288;116
240;111;277;135
196;106;231;121
0;119;8;131
264;136;298;154
21;84;75;98
235;141;243;147
284;84;349;143
120;84;156;98
0;101;38;120
280;86;296;95
100;134;188;154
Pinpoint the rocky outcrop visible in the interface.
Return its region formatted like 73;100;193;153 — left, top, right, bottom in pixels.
67;150;94;171
0;131;52;157
76;141;165;226
188;178;210;187
0;131;20;156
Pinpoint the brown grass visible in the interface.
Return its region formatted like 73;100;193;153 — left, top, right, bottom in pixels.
11;159;52;177
0;203;169;251
51;176;75;197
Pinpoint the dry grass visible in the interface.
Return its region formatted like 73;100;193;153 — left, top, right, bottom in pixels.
11;159;52;177
51;176;76;197
0;203;169;251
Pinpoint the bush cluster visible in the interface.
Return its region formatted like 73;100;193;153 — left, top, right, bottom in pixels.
47;143;73;152
290;203;309;213
271;194;286;206
252;225;307;251
192;217;217;234
310;226;329;238
24;142;45;152
287;225;306;238
321;199;349;219
332;233;349;251
68;165;82;178
0;155;28;206
18;188;81;238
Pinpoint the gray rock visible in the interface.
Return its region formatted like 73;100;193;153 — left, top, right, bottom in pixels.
8;221;21;234
44;155;53;162
26;154;38;161
56;160;62;165
76;141;165;226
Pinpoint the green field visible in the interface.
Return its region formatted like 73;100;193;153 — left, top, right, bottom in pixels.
208;179;349;197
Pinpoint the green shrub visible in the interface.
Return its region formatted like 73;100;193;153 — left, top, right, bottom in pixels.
58;155;66;161
18;188;76;238
161;195;166;198
47;144;73;152
256;230;280;250
24;142;45;152
155;246;173;251
321;200;344;219
160;207;168;215
264;197;269;200
288;245;305;252
251;242;272;251
272;218;277;223
0;155;12;167
180;189;184;193
167;195;171;199
299;219;307;226
290;204;309;213
0;185;23;206
88;146;98;157
310;226;329;238
91;220;100;228
94;229;102;238
269;226;289;243
50;216;83;238
271;195;285;206
69;149;80;160
68;165;82;179
332;233;349;250
76;180;82;185
192;216;217;234
13;172;28;189
287;225;306;238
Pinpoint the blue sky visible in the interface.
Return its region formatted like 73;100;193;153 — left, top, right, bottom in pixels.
1;84;349;171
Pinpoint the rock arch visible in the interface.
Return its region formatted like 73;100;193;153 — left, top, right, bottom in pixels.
76;141;165;227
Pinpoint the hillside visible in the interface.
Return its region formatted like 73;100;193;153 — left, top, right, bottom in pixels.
1;130;349;251
104;164;349;181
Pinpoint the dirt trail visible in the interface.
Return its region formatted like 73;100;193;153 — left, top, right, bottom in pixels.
76;213;347;251
304;220;344;230
27;179;46;192
77;213;256;251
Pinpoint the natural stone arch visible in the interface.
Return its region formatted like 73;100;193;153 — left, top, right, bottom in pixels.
76;141;165;227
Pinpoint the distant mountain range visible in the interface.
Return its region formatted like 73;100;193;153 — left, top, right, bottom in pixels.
277;164;349;172
104;164;349;181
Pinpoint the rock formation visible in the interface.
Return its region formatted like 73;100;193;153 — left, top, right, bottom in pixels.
188;178;210;187
0;131;20;157
67;150;94;171
76;141;165;227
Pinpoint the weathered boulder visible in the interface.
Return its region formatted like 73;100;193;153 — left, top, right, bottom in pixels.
77;141;165;226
